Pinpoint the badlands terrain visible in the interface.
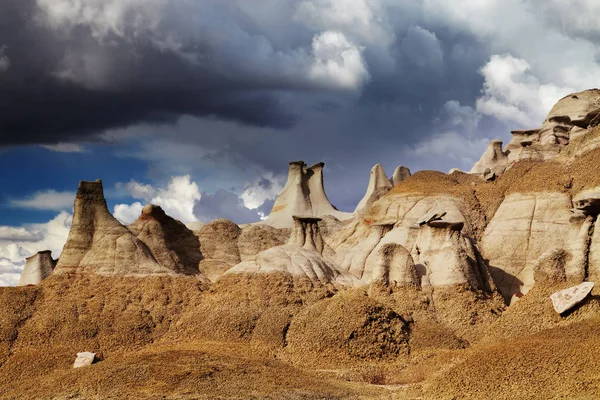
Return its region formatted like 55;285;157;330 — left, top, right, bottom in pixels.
4;90;600;399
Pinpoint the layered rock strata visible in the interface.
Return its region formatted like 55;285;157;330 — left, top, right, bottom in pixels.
53;180;189;277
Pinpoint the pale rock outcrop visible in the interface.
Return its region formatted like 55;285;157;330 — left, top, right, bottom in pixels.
17;251;56;286
503;89;600;163
263;161;351;229
128;204;202;275
185;221;205;231
366;243;418;287
481;192;572;301
563;214;594;283
585;216;600;282
411;222;491;290
321;194;470;286
354;164;393;214
550;282;595;314
327;221;393;281
226;216;354;286
470;139;509;176
392;166;411;186
73;352;96;368
54;180;175;276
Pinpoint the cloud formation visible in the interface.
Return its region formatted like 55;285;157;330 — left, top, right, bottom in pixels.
0;212;72;286
9;190;75;211
114;174;278;225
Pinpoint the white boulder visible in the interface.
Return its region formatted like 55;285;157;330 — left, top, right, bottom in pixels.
549;282;595;314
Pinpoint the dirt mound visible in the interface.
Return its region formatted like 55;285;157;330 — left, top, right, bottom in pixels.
1;341;386;400
425;318;600;399
285;289;410;367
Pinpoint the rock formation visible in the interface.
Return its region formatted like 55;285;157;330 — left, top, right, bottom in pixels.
53;180;191;277
128;204;202;275
196;219;242;282
412;221;492;290
226;216;354;286
237;225;288;261
392;166;411;185
470;139;509;176
262;161;351;228
480;192;573;302
17;251;56;286
354;164;392;214
11;88;600;400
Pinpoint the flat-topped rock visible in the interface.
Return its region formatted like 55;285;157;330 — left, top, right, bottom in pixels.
17;250;56;286
550;282;595;314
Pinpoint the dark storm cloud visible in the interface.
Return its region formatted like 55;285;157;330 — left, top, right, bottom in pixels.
0;0;321;145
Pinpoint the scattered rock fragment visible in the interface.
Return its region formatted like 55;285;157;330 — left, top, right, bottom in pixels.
549;282;595;314
73;352;96;368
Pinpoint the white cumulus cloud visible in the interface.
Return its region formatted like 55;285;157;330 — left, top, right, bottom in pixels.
309;31;370;90
114;175;200;224
9;190;75;211
0;212;73;286
476;54;575;127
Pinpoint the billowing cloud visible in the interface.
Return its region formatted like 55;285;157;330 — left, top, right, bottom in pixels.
113;202;144;225
9;190;75;211
0;212;72;286
114;173;280;225
309;31;370;90
241;175;284;210
476;54;574;127
402;26;443;70
114;175;200;223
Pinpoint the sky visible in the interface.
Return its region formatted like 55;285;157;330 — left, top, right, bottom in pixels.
2;0;600;285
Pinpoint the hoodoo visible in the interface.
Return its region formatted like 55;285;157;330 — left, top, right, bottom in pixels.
354;164;392;214
470;139;509;177
17;250;56;286
263;161;351;228
226;216;354;285
53;180;180;276
391;165;411;185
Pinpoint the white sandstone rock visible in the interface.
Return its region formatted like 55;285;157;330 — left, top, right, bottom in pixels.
263;161;351;228
391;166;411;186
481;192;573;300
54;180;178;277
17;251;56;286
73;352;96;368
354;164;392;214
470;139;509;176
549;282;595;314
